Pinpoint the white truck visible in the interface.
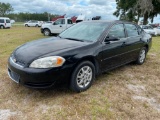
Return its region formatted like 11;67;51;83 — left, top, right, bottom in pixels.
41;18;73;36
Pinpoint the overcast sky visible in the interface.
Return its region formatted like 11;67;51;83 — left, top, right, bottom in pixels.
1;0;160;23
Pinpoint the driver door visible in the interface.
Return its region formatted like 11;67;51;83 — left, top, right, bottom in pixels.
51;19;65;33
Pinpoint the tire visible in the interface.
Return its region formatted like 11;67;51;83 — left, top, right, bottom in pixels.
70;61;95;93
136;47;147;65
35;24;38;27
0;25;4;29
43;29;51;36
25;24;28;27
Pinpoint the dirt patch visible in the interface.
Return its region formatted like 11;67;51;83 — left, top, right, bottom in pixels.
0;109;18;120
127;84;146;94
133;96;160;112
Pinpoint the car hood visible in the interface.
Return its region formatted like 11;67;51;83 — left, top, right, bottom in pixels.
41;23;52;28
13;37;90;66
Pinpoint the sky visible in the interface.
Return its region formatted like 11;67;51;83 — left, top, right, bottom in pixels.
1;0;160;23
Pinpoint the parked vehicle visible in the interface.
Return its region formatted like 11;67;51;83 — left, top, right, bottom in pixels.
154;27;160;36
140;25;158;36
41;18;73;36
24;20;43;27
76;15;86;23
0;17;11;29
8;21;152;92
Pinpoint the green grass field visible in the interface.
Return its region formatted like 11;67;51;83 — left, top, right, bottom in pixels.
0;26;160;120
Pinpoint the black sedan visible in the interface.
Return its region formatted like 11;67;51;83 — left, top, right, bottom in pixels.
8;21;152;92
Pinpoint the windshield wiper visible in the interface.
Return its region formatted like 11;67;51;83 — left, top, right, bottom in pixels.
64;38;84;42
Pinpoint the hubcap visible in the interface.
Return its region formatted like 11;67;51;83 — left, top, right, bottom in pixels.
0;26;3;29
139;49;146;63
76;66;93;88
44;30;49;36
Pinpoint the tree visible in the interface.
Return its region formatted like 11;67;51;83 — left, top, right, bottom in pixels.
0;2;13;16
114;0;160;25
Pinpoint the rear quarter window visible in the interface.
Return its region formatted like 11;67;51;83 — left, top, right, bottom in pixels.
0;19;5;23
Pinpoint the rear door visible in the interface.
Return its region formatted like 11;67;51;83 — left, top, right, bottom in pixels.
66;19;73;28
102;23;128;70
124;24;143;61
6;19;11;28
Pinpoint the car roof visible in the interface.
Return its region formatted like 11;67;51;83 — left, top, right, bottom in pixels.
82;20;135;24
0;17;10;19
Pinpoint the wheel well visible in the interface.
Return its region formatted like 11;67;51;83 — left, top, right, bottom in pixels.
144;45;149;52
43;28;51;32
75;57;100;75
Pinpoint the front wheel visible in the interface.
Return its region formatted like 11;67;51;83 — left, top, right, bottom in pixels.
0;25;4;29
43;29;51;36
70;61;95;93
136;47;147;65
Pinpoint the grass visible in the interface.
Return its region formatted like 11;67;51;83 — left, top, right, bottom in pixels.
0;26;160;120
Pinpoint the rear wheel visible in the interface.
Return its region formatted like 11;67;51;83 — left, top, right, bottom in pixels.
25;24;28;27
43;29;51;36
70;61;95;92
35;24;38;27
0;25;4;29
136;47;147;65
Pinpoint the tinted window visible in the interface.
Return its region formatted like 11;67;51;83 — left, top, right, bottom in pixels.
67;19;72;24
0;19;4;23
6;19;10;23
108;24;125;38
54;19;65;25
125;24;139;37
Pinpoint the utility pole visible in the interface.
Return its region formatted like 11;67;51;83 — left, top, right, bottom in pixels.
48;13;50;21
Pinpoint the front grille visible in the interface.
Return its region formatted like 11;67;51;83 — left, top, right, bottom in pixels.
8;69;20;83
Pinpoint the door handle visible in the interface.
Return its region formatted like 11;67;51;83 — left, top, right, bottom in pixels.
60;25;62;27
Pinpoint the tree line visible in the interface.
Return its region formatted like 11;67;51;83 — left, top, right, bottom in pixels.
5;12;59;22
113;0;160;24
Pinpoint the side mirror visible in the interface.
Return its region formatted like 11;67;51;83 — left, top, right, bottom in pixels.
53;22;56;25
105;36;119;42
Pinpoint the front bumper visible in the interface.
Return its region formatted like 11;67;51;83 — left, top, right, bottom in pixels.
8;58;73;89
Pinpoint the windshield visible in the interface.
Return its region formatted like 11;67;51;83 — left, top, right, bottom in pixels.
59;22;108;42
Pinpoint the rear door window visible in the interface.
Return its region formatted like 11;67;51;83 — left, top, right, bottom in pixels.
0;19;4;23
67;19;73;24
125;24;139;37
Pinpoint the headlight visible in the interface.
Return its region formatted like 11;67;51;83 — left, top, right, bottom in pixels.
29;56;65;68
